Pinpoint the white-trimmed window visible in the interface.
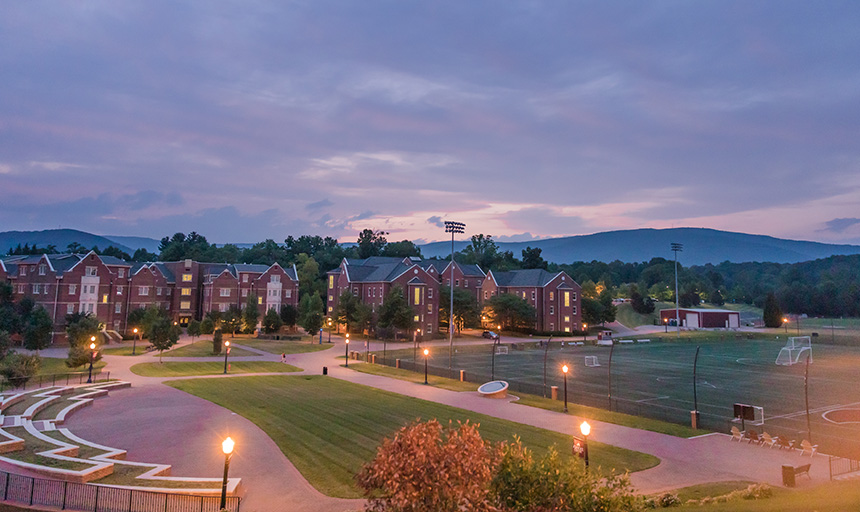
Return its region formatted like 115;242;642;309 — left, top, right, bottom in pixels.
572;306;577;315
243;274;249;283
32;284;40;294
531;291;536;300
117;286;122;295
242;289;248;297
426;325;432;334
67;304;74;315
550;306;554;315
368;289;371;297
139;286;150;296
550;323;554;331
284;289;291;298
39;264;46;275
484;291;488;299
549;291;554;301
181;288;192;296
182;274;192;282
89;285;96;294
428;288;433;299
455;279;460;286
69;284;77;295
19;267;26;276
427;304;432;313
219;303;228;313
115;303;122;314
180;301;191;310
464;279;468;288
219;288;230;297
564;316;570;323
86;266;97;276
17;284;24;294
118;269;124;278
271;275;280;283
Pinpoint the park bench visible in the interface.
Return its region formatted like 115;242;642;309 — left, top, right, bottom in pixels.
617;339;634;344
597;339;613;346
637;338;651;343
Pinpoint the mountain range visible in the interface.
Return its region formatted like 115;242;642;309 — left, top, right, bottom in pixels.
2;228;859;266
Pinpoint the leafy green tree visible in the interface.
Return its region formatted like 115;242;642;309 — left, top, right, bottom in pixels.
381;240;422;258
243;294;260;334
263;309;283;334
1;354;42;388
299;294;324;337
763;292;783;328
0;283;21;336
0;331;12;360
491;438;642;512
598;289;617;324
352;302;373;337
296;253;324;300
280;304;298;329
66;344;102;369
460;234;501;270
222;306;242;337
709;289;725;306
241;239;290;266
65;313;101;348
23;306;53;351
356;229;388;259
285;235;348;275
213;329;223;355
486;294;536;330
200;317;215;335
581;297;603;328
336;290;362;333
629;286;655;315
521;247;547;270
149;317;181;362
131;248;159;262
187;319;202;341
439;286;481;334
377;286;414;335
127;307;147;335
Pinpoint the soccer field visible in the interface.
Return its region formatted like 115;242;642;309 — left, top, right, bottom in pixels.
419;337;860;458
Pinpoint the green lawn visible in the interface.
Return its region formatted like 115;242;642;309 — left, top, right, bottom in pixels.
129;361;301;377
236;338;333;355
670;481;755;502
100;344;152;356
347;363;477;392
38;357;106;375
167;375;659;499
676;479;860;511
161;340;256;358
615;301;675;328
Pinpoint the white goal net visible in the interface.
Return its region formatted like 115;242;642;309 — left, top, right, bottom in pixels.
585;355;600;367
775;336;812;366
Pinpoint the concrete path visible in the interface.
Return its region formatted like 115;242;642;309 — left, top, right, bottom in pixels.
49;334;831;512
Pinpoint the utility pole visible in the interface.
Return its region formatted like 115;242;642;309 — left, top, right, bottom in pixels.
671;242;683;339
444;221;465;371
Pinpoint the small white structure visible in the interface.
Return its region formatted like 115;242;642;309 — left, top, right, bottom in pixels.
478;381;509;399
585;356;600;367
776;336;812;366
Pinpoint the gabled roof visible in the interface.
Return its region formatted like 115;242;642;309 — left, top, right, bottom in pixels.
234;263;270;273
490;269;564;288
345;256;411;267
417;260;448;273
99;255;131;267
152;263;176;283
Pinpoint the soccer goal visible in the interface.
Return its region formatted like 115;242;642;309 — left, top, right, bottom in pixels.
775;336;812;366
495;345;508;355
585;356;600;367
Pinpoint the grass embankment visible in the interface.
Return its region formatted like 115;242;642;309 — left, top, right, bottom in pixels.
346;363;701;438
130;361;300;377
168;375;659;499
236;337;332;355
38;357;107;376
615;302;675;328
99;345;149;356
160;340;256;358
675;479;860;511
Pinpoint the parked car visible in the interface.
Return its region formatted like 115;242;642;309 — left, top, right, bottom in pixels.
482;331;499;340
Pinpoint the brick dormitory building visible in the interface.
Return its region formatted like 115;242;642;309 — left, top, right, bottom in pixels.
1;251;580;344
0;252;299;343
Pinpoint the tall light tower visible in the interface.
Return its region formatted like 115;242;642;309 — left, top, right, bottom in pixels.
444;220;465;370
671;242;683;339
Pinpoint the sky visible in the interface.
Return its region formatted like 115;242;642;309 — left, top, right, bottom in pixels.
2;1;860;246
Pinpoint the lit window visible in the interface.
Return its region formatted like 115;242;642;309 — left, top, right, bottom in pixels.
180;301;191;310
414;288;420;305
427;304;432;313
182;274;192;282
564;291;570;307
414;315;419;322
258;297;263;305
549;292;554;301
564;327;570;333
564;316;570;323
181;288;191;296
328;276;334;289
102;294;108;303
329;295;333;302
328;306;333;312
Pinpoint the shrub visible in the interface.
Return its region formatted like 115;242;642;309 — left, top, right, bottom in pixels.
1;353;41;387
657;493;680;507
213;329;223;355
201;318;215;335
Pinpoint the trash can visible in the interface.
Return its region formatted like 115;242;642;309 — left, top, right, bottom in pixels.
322;366;328;376
782;465;795;487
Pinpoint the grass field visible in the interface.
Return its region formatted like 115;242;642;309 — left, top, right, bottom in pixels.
675;479;860;511
167;375;659;498
160;339;257;357
38;357;106;375
235;337;333;355
385;336;860;457
129;361;301;377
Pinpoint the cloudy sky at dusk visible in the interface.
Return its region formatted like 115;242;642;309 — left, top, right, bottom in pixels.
2;1;860;245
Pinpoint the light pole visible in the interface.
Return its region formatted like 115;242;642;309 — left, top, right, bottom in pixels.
444;220;465;371
562;364;569;413
327;318;332;344
220;436;234;511
664;318;668;333
87;337;97;383
132;328;139;355
423;348;429;384
783;317;788;334
413;329;420;364
582;323;588;342
223;341;230;374
345;334;350;368
580;421;590;469
671;242;683;339
491;334;498;381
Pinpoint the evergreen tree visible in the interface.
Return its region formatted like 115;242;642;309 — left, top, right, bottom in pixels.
263;309;283;334
763;292;783;328
279;304;298;329
377;286;414;335
23;307;53;351
243;294;260;334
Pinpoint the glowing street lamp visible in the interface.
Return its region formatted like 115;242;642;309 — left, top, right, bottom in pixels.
664;317;668;333
220;436;235;510
132;327;139;355
580;421;591;468
327;318;332;344
223;341;230;374
562;364;569;412
423;348;430;384
582;323;588;342
783;317;789;334
345;333;350;368
87;337;97;383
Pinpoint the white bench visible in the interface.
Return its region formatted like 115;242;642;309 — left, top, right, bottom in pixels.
617;339;634;344
597;339;613;346
637;339;651;343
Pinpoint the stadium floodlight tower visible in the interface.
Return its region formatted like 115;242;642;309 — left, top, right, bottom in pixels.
671;242;683;339
444;220;466;370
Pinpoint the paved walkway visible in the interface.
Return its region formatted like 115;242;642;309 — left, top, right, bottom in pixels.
51;334;831;512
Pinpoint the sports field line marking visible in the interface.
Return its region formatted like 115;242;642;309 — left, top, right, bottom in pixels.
636;395;671;403
767;403;851;421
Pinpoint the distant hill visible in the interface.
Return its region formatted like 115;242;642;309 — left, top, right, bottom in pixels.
419;228;860;266
0;229;134;255
103;235;161;254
